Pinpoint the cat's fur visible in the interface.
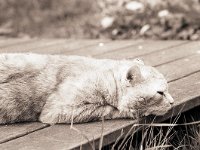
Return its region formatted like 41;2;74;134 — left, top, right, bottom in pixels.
0;53;174;124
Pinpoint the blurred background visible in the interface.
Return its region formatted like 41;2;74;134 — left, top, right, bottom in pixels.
0;0;200;40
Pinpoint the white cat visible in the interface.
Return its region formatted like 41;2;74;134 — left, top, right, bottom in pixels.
0;53;174;124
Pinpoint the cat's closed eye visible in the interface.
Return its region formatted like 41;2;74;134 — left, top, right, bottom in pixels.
157;91;164;96
155;91;165;100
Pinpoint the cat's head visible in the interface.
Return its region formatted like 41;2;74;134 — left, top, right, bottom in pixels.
118;59;174;117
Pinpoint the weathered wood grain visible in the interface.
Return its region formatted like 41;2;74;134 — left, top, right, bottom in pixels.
96;40;187;58
96;41;200;71
0;123;48;144
0;39;67;52
0;120;135;150
157;54;200;82
139;41;200;67
32;39;110;54
62;40;143;56
1;70;200;150
0;38;32;48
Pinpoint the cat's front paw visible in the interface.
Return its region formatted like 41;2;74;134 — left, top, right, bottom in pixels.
39;107;69;124
39;113;58;124
39;110;73;124
110;109;137;119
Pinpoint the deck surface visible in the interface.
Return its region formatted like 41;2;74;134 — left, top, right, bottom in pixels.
0;38;200;150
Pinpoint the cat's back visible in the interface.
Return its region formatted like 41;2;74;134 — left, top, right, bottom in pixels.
0;53;59;123
0;54;107;124
0;53;128;124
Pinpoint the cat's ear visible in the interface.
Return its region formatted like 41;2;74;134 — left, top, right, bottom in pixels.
126;65;144;85
133;58;144;65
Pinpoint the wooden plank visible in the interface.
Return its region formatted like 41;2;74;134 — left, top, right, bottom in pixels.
0;120;135;150
0;39;68;53
97;41;200;72
0;123;48;144
157;54;200;82
0;38;32;48
1;43;200;149
32;39;110;54
1;70;200;150
139;41;200;67
95;40;187;58
62;40;144;56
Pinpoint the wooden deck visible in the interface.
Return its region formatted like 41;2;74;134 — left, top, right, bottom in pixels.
0;38;200;150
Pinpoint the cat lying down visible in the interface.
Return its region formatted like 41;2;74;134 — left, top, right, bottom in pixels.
0;53;174;124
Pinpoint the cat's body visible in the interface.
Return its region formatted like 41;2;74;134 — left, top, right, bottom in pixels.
0;53;174;124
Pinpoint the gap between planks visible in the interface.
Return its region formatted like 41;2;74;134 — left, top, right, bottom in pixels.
0;124;49;144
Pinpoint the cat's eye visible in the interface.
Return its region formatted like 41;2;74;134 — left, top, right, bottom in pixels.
157;91;164;96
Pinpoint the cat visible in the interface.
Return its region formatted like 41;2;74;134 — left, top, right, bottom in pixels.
0;53;174;124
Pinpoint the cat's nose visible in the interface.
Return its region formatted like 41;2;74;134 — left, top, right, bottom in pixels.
165;93;174;104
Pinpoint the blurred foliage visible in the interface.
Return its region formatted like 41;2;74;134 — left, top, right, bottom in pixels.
0;0;200;40
98;0;200;40
0;0;100;38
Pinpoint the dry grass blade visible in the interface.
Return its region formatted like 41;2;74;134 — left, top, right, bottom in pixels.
111;129;124;150
128;134;134;150
118;124;143;149
174;145;190;150
70;108;95;150
145;144;173;150
132;120;200;127
99;116;105;150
